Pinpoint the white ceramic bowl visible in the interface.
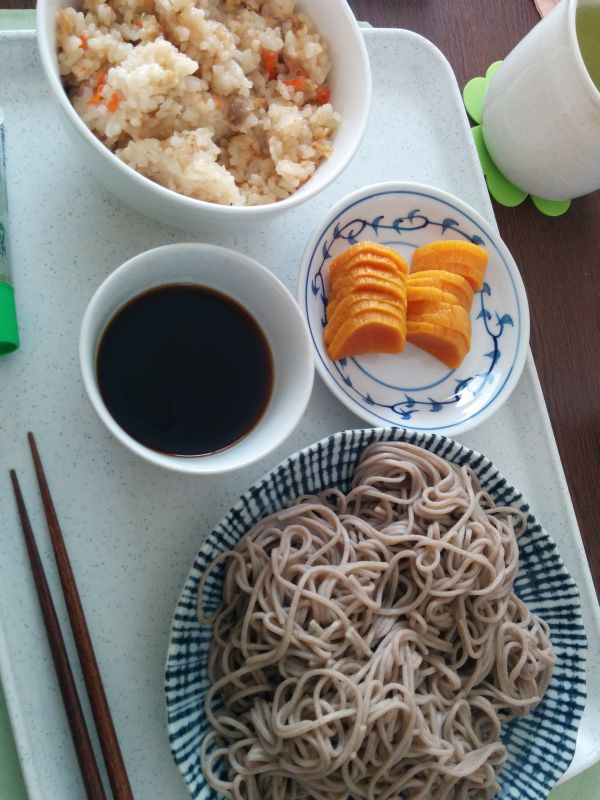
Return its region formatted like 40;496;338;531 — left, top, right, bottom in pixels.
297;181;530;435
79;243;314;474
36;0;371;231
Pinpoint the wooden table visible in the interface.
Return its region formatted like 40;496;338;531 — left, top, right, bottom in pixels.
2;0;599;600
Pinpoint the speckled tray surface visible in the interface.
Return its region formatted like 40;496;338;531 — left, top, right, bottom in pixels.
0;26;598;800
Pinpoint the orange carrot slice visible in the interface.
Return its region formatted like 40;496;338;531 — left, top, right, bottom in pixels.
406;321;469;369
324;242;412;360
411;240;488;291
332;242;408;273
324;297;405;346
407;300;469;320
407;270;474;309
331;260;408;283
412;240;489;269
329;241;408;283
406;285;457;308
327;290;406;323
327;312;406;361
330;273;407;305
412;261;485;292
407;304;471;345
329;255;407;291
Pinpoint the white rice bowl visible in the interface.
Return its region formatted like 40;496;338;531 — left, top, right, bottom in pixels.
56;0;341;206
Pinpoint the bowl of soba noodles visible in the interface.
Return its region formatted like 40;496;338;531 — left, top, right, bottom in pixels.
165;427;586;800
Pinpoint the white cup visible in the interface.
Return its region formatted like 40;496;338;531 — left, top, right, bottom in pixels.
79;244;314;474
482;0;600;199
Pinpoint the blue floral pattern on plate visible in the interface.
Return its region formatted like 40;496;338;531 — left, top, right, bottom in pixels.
298;183;529;434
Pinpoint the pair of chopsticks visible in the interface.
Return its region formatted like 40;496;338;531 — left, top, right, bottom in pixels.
10;433;133;800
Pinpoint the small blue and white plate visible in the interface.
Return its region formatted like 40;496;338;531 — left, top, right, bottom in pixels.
297;182;529;435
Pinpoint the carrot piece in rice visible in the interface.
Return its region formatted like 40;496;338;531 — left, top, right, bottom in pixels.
283;76;305;92
107;91;120;112
315;85;331;105
260;48;278;80
86;70;106;105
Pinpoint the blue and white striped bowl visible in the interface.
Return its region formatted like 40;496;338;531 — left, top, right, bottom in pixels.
165;427;587;800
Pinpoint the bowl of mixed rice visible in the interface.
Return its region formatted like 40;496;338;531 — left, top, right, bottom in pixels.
37;0;371;229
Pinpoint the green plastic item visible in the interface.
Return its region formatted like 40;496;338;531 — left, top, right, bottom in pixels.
472;125;528;207
0;684;26;800
551;762;600;800
463;62;571;216
463;61;503;124
0;280;18;354
0;108;19;355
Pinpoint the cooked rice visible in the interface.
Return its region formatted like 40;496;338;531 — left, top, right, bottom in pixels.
56;0;340;206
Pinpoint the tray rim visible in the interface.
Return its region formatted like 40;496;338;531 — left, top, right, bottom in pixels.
0;23;598;798
0;29;35;38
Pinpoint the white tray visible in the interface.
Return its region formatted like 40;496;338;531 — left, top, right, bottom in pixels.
0;27;598;800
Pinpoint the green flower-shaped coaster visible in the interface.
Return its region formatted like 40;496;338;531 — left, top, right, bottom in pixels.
463;62;571;217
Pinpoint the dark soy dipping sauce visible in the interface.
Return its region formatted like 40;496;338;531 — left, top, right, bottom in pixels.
96;284;274;456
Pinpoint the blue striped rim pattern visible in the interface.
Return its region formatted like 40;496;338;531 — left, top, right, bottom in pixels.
165;427;587;800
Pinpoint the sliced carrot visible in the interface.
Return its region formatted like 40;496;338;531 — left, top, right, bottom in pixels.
330;240;408;273
408;297;470;321
330;266;407;291
406;285;457;308
407;270;474;310
324;242;412;360
324;297;405;346
331;261;409;289
260;47;278;80
407;304;471;346
327;312;406;361
330;256;407;291
330;273;407;305
315;85;331;105
412;261;485;292
79;34;88;50
329;241;408;282
407;300;466;321
411;240;488;291
412;240;489;269
327;291;406;325
406;321;469;369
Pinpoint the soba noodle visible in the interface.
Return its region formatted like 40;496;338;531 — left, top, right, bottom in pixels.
197;442;554;800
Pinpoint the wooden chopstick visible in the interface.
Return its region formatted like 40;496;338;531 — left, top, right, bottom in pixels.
27;432;134;800
9;470;107;800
